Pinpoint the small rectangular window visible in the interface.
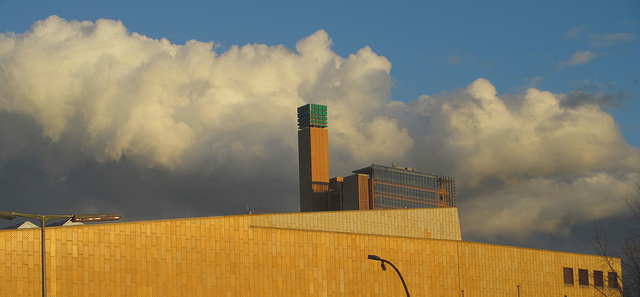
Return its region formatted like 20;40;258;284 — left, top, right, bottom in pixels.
608;272;619;289
578;269;589;286
594;270;604;287
564;267;574;285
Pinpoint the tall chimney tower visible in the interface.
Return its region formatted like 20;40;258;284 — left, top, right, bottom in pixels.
297;104;329;211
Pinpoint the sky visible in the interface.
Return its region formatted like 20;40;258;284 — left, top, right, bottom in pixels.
0;0;638;254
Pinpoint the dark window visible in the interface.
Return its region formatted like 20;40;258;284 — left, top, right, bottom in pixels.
563;267;574;285
594;270;604;287
608;272;619;288
578;269;589;286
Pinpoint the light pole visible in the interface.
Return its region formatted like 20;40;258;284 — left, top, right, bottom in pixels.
0;211;121;297
367;254;411;297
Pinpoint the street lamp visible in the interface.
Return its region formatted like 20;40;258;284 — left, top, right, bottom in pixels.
367;254;411;297
0;211;121;297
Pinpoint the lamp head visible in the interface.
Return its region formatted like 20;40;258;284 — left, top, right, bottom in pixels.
72;214;121;222
0;211;15;220
380;262;387;271
367;255;381;261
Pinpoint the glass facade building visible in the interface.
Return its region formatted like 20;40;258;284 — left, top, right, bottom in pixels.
353;164;456;209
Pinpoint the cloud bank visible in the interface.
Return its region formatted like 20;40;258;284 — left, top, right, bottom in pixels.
1;16;639;248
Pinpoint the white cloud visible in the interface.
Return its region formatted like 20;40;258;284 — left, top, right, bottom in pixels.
400;80;640;239
559;50;595;68
565;25;589;40
564;25;635;47
590;32;636;47
0;16;394;170
448;54;462;65
527;76;544;88
1;16;639;245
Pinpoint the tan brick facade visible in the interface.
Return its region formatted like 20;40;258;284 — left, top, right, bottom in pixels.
0;208;621;296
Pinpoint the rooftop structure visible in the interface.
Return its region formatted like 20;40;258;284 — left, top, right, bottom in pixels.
1;221;38;229
297;104;327;129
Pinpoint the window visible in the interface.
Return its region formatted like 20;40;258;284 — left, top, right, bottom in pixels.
594;270;604;287
608;272;619;289
578;269;589;286
563;267;574;285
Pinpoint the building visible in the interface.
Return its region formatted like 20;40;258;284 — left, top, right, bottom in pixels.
297;104;330;211
297;103;455;212
333;164;456;210
1;220;38;229
0;207;622;296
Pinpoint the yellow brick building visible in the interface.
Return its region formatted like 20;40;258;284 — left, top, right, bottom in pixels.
0;207;621;296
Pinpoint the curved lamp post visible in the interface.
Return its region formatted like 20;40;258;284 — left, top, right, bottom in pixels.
367;254;411;297
0;211;121;297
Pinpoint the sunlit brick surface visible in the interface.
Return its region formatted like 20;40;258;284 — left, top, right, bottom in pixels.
0;208;620;296
250;207;462;240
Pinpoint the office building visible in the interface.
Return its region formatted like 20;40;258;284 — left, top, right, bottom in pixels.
297;104;455;212
340;164;456;210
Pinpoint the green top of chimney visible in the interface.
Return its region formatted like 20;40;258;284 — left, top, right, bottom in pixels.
297;104;327;129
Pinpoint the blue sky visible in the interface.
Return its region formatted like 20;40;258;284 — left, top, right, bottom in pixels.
0;0;639;253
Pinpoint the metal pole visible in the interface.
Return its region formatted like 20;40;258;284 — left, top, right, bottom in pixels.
40;217;47;297
517;285;520;297
0;211;120;297
380;259;410;297
367;255;410;297
383;260;410;297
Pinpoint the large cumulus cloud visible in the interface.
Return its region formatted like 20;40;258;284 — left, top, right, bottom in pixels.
403;79;639;240
1;16;638;249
